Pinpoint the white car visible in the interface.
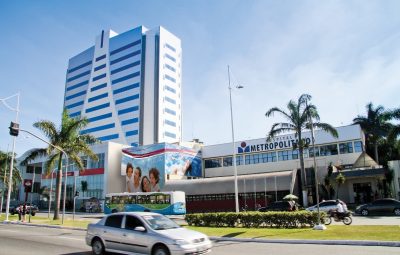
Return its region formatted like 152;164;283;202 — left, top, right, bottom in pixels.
86;212;212;255
306;199;347;213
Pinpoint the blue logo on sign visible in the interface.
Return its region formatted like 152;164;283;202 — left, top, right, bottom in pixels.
238;142;250;153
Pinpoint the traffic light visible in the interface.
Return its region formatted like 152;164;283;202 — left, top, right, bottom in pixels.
75;191;79;197
9;121;19;136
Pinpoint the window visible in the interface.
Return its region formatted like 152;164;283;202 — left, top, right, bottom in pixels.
165;131;176;138
113;83;140;95
165;43;176;52
68;61;92;74
320;144;338;156
67;70;91;82
94;64;106;72
111;61;140;75
110;40;141;55
236;155;243;166
339;142;353;154
80;123;115;134
110;50;141;65
261;152;276;163
278;150;292;161
165;108;176;116
115;94;139;105
223;157;232;167
292;150;299;160
105;215;123;228
67;80;89;91
165;75;176;83
88;92;108;102
96;54;106;62
85;103;110;113
165;120;176;127
98;134;119;141
165;53;176;62
91;83;107;92
165;96;176;105
165;85;176;94
354;141;363;152
309;147;320;157
204;158;221;168
125;216;145;230
165;64;176;72
112;72;140;85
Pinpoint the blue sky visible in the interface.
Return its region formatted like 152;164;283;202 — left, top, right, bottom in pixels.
1;0;400;156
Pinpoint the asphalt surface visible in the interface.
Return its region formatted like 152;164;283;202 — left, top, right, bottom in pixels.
1;224;400;255
2;212;400;248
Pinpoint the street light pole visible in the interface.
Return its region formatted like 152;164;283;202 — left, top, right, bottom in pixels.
228;65;243;213
2;93;20;222
48;168;57;218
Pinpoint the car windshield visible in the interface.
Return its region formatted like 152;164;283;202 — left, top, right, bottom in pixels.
141;215;181;230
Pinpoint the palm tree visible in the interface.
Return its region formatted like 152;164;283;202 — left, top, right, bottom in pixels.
0;150;22;191
265;94;338;206
21;109;99;220
353;102;393;164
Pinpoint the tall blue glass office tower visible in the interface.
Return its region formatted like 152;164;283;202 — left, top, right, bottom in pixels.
63;26;182;146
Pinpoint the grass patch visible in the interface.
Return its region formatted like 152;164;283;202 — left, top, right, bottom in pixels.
186;225;400;241
0;214;92;229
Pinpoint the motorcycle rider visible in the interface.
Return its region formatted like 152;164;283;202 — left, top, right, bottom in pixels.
335;199;345;219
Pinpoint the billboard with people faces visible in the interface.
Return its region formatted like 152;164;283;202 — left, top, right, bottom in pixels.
121;143;202;192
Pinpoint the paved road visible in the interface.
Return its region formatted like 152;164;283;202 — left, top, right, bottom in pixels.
1;224;399;255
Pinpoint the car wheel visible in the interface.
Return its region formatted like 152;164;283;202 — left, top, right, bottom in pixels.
394;208;400;216
361;209;369;216
31;213;36;216
152;244;170;255
92;238;105;255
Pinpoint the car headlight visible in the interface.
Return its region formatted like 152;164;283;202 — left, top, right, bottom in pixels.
174;239;191;246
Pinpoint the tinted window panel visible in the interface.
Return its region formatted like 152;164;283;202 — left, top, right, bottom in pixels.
105;215;123;228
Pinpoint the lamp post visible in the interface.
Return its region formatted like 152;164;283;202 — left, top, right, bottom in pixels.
1;93;20;222
48;168;57;218
228;65;243;213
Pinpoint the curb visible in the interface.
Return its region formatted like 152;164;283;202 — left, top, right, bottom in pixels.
210;236;400;247
2;221;400;247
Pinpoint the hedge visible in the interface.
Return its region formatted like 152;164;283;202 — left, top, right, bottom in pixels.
185;211;326;228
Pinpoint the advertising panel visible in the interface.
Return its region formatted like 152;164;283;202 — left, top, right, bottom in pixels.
121;143;202;192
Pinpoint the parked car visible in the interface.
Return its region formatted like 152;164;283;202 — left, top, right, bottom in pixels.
86;212;212;255
258;201;297;212
10;203;39;216
305;199;347;213
355;198;400;216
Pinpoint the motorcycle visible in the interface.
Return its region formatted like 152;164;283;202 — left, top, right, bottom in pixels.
323;210;352;225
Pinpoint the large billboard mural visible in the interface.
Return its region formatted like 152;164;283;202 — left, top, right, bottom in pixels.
121;143;202;192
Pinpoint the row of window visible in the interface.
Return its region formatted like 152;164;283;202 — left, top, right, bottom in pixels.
186;192;270;202
107;194;171;205
205;141;363;168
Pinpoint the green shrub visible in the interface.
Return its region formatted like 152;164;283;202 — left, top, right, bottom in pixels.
185;211;326;228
